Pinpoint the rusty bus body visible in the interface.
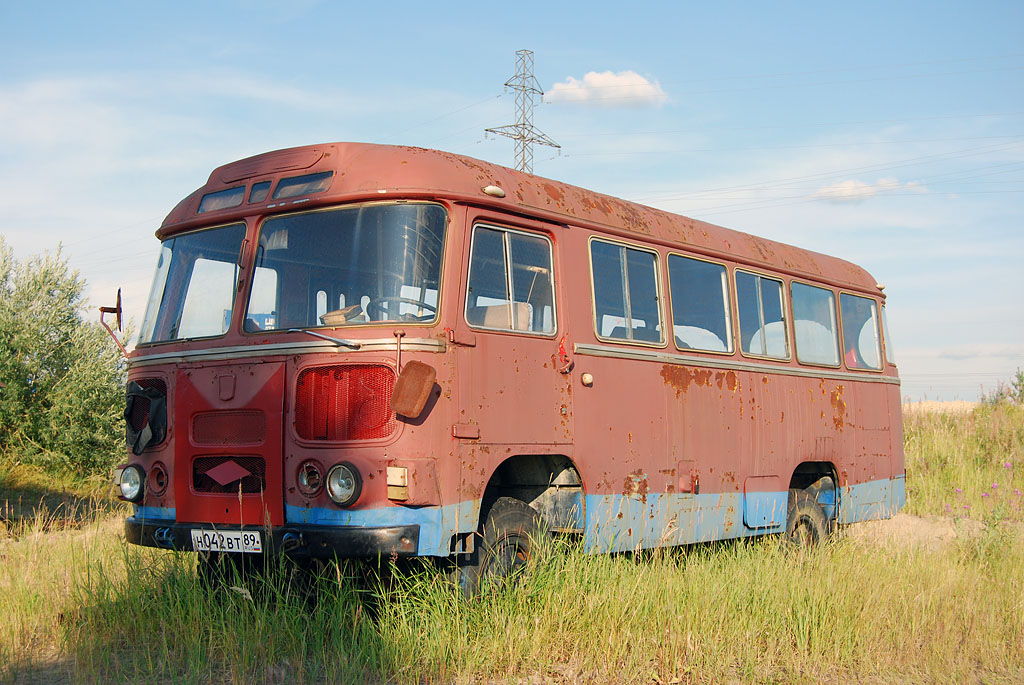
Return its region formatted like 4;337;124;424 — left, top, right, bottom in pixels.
120;142;903;571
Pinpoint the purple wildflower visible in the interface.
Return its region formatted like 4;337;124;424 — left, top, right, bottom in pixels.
1005;462;1013;469
964;504;971;509
992;482;999;489
955;487;962;494
982;492;990;498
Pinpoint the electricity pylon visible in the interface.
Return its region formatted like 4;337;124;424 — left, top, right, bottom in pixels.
486;49;559;174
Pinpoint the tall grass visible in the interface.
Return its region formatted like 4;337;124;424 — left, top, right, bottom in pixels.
2;403;1023;683
904;401;1024;521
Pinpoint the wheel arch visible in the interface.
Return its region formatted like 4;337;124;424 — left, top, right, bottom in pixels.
479;454;585;534
789;461;839;521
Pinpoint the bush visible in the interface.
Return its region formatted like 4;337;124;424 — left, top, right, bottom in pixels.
983;368;1024;406
0;236;127;477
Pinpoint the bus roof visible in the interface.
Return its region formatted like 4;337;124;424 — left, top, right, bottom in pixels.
160;142;882;294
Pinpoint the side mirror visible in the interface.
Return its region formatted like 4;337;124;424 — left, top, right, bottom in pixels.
100;288;123;332
99;289;127;357
390;360;437;418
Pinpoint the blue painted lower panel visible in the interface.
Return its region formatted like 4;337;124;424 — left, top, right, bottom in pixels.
838;477;903;524
129;476;903;557
583;491;783;553
285;502;481;557
133;505;176;520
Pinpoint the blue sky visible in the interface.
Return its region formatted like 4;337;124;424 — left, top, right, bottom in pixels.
1;1;1021;400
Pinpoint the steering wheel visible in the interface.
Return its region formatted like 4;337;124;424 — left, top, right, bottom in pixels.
365;296;437;321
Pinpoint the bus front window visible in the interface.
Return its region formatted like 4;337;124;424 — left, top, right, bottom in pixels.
139;223;247;344
246;203;446;331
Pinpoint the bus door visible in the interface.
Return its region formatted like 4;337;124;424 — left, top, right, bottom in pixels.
451;217;573;499
570;236;680;552
173;360;286;527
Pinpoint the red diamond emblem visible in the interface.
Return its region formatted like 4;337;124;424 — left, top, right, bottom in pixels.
204;460;251;486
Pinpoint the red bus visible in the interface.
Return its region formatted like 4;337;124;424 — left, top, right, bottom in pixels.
115;142;904;591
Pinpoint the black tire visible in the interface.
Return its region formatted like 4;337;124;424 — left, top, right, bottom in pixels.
455;497;546;598
785;488;830;548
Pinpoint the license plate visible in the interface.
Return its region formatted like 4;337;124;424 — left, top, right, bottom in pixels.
191;529;263;554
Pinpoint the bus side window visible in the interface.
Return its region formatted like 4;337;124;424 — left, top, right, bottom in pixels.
840;293;882;370
246;266;279;331
791;282;839;366
668;254;732;352
590;239;663;344
881;304;896;365
736;270;789;359
465;225;556;335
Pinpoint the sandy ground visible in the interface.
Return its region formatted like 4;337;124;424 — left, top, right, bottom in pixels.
843;511;988;549
902;400;979;414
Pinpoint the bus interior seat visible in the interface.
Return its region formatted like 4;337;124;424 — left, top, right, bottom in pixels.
633;326;661;342
470;302;531;331
607;325;660;342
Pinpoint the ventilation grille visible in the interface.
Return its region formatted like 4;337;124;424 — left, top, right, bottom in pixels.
128;378;167;432
294;364;396;441
192;411;266;445
192;456;266;494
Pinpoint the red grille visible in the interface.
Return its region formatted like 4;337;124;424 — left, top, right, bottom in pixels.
193;456;266;494
192;411;266;445
128;378;166;431
294;364;396;441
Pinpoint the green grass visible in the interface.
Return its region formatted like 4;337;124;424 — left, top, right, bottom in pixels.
904;402;1024;522
2;403;1023;683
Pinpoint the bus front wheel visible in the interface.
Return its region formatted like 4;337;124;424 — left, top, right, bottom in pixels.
456;497;546;598
785;488;830;547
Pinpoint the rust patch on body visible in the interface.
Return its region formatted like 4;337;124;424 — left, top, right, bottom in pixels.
726;370;738;392
623;469;649;503
542;183;564;204
661;365;715;398
830;384;847;430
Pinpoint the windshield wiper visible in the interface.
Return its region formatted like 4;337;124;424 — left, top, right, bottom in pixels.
287;329;361;349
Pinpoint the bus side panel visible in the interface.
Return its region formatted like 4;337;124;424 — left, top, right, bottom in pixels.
836;378;901;524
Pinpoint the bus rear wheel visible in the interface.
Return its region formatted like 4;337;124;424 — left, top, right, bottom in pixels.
456;497;546;598
785;488;830;547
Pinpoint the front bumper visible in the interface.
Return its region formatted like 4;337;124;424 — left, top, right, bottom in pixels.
125;517;420;558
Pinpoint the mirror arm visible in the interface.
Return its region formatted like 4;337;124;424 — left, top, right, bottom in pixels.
99;288;128;358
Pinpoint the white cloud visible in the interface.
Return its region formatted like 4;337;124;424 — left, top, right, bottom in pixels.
546;70;667;107
812;177;927;204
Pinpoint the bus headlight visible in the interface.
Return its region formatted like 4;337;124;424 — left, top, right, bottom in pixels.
119;464;145;502
297;460;324;497
326;462;361;507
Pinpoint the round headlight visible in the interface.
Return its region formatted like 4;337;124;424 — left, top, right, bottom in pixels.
326;462;361;507
120;465;145;502
297;460;324;497
149;461;168;497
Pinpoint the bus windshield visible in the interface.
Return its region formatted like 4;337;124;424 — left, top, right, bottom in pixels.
245;203;446;332
139;223;247;344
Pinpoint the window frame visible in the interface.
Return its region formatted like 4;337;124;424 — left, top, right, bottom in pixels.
138;221;249;345
244;200;449;335
666;251;735;355
838;290;885;373
587;235;666;348
734;267;792;362
881;303;896;366
789;279;841;369
463;222;559;338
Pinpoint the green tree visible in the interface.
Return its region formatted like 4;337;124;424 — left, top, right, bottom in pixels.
0;235;127;477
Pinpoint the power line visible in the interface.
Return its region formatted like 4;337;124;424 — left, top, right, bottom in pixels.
486;49;559;174
629;140;1024;204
